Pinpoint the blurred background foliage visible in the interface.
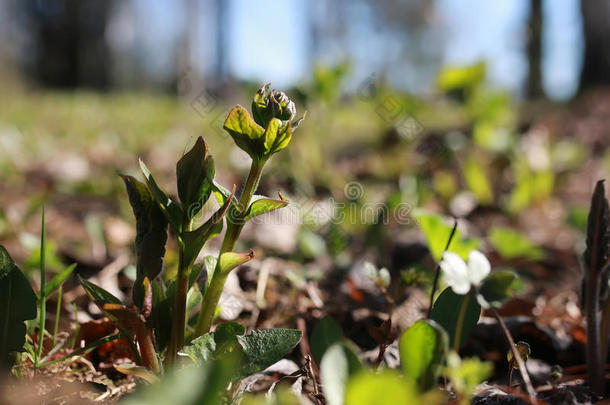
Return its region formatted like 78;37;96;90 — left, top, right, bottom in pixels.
0;0;608;315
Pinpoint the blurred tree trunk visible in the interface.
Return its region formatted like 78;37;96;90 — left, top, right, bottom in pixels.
24;0;110;89
579;0;610;90
526;0;544;99
215;0;228;82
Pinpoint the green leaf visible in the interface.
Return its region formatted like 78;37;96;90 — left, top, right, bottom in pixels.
204;256;218;287
37;263;76;300
430;288;480;349
78;276;122;305
139;159;183;231
263;118;281;153
345;370;416;405
463;157;493;205
176;137;215;221
415;211;480;261
150;279;171;352
320;343;363;405
223;105;265;159
180;322;246;366
120;359;236;405
489;227;544;261
477;270;518;308
236;329;302;377
182;186;235;267
245;195;289;222
445;352;493;400
218;251;254;276
121;175;168;308
437;62;486;92
0;246;37;369
310;316;343;364
399;319;448;392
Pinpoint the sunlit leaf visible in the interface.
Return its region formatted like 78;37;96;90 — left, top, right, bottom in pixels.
399;320;448;392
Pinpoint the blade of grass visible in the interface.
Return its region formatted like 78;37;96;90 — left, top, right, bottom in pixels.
53;286;62;347
69;302;80;349
36;207;47;370
37;263;77;300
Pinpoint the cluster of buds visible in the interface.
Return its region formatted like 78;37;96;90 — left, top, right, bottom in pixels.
223;84;305;162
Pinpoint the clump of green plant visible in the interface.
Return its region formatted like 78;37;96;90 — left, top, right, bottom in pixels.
582;179;610;394
77;84;305;370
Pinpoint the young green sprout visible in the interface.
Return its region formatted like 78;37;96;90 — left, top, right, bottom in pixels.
506;341;531;390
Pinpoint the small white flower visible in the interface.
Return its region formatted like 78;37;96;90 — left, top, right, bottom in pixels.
440;250;490;295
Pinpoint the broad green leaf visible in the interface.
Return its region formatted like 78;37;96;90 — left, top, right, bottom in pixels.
223;105;265;159
463;158;493;205
139;159;183;230
263;118;281;153
78;276;122;305
321;343;363;405
345;370;416;405
120;358;235;405
182;186;235;267
310;316;343;364
176;137;215;221
236;329;302;377
211;180;238;209
430;288;480;349
477;270;518;308
415;211;480;261
218;251;254;276
489;227;544;261
445;352;493;400
399;320;448;392
245;196;289;222
437;62;486;92
37;263;76;300
121;175;168;308
0;246;37;369
180;322;246;365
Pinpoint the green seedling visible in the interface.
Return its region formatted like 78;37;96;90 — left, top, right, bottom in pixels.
436;248;536;397
506;341;531;389
444;351;493;405
76;85;304;370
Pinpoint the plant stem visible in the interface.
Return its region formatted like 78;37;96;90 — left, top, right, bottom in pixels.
53;286;62;347
427;218;458;318
167;248;189;365
195;158;266;336
490;307;537;399
36;207;47;370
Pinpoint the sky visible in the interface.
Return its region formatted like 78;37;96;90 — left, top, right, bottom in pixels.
128;0;584;100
